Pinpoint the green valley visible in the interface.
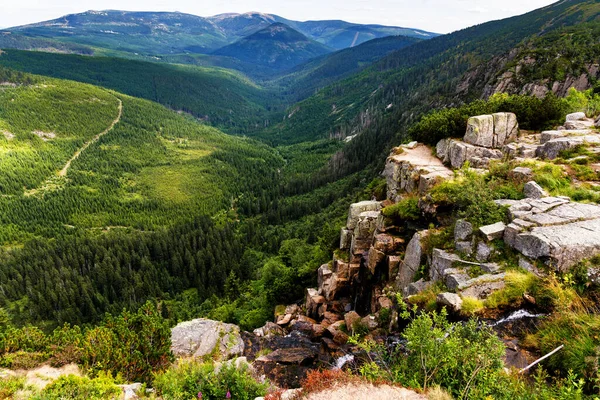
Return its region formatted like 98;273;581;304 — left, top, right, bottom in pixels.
0;1;599;398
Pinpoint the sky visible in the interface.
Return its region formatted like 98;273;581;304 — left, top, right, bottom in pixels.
0;0;558;34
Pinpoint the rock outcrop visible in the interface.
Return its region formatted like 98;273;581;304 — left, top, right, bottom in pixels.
384;143;452;202
500;197;600;270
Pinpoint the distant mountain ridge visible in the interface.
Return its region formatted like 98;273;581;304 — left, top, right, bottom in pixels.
213;23;333;70
0;10;438;56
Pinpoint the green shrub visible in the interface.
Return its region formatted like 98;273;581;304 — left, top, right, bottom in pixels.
35;373;121;400
153;359;268;400
410;93;567;145
392;310;505;398
0;376;26;399
430;169;513;227
382;196;420;223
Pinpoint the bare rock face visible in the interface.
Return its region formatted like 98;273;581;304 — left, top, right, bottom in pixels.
397;231;427;289
536;134;600;159
384;144;452;202
500;197;600;271
171;319;244;360
464;113;518;149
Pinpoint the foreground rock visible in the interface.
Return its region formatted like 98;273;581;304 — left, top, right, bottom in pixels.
171;319;244;359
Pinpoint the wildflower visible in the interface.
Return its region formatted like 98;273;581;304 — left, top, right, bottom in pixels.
226;390;231;398
198;392;202;399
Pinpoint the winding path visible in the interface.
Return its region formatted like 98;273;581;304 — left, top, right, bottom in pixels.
58;97;123;177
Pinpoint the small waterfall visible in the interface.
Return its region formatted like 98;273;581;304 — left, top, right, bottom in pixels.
493;309;545;326
334;354;355;369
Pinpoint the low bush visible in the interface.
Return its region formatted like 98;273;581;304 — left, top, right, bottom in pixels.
0;376;26;399
382;196;420;223
153;359;268;400
36;373;121;400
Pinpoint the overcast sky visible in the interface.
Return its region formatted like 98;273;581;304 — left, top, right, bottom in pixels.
1;0;558;34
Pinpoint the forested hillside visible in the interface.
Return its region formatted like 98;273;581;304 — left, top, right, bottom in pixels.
0;50;280;134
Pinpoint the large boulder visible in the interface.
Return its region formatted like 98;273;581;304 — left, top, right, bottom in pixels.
171;319;244;360
446;139;503;169
464;115;495;148
463;113;518;149
454;219;473;241
566;112;586;122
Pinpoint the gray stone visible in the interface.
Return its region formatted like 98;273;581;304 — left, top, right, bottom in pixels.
447;139;503;169
476;241;492;262
318;264;333;294
479;222;506;241
565;120;594;130
481;262;502;274
436;138;451;163
455;241;473;255
253;322;285;337
460;280;506;299
397;232;427;289
513;218;600;271
566;112;587;122
445;269;471;291
540;130;566;144
595;115;600;126
171;319;244;360
436;292;463;312
454;219;473;241
384;144;452;201
351;211;380;255
362;315;379;330
403;279;432;297
536;135;600;160
339;228;353;250
346;201;381;230
493;112;518;147
464;115;495;148
430;249;461;282
404;141;418;149
524;181;547;199
511;167;533;180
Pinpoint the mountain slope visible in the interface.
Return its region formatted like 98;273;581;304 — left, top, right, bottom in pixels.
0;49;280;134
213;23;333;70
267;0;600;146
275;35;423;101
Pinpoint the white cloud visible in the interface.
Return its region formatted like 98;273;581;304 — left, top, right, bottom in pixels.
0;0;558;34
